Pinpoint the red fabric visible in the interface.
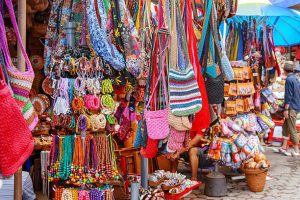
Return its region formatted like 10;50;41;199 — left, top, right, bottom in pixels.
0;66;34;176
185;0;210;137
295;49;300;60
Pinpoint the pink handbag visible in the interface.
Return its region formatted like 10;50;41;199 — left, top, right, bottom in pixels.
144;42;169;140
167;128;186;152
144;67;169;140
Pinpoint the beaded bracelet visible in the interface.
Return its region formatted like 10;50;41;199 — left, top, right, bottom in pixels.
84;94;100;110
76;114;90;132
72;97;84;112
106;114;116;125
101;94;115;111
101;79;113;94
75;77;86;96
90;114;106;131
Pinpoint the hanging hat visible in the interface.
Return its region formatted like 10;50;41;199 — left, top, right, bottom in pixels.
31;94;50;115
30;55;44;70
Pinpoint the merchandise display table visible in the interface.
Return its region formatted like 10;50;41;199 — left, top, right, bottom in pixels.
268;119;300;146
164;182;202;200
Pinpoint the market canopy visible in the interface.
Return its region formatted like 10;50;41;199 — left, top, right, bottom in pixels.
269;0;300;8
232;0;300;46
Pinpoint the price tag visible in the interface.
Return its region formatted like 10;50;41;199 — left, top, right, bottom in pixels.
253;73;258;77
0;179;3;189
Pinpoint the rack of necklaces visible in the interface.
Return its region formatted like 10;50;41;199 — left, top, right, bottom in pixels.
43;0;148;199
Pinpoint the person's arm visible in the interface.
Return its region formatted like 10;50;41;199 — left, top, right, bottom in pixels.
284;79;293;118
171;134;207;160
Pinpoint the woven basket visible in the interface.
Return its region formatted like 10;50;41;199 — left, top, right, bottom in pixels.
242;167;269;192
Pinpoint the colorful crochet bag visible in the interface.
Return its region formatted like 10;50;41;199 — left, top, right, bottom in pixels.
0;0;38;130
167;128;186;152
87;0;125;71
0;64;34;176
144;33;169;140
144;66;169;140
169;0;202;116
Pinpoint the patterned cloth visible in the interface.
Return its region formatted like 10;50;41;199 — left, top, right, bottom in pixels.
0;171;36;200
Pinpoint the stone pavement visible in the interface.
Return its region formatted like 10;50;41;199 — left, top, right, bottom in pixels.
181;147;300;200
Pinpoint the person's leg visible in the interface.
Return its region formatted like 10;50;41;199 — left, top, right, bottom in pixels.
274;118;292;156
170;160;178;173
281;118;290;150
287;110;299;154
189;147;199;181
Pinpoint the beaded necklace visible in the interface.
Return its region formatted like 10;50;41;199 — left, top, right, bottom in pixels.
54;187;64;200
84;135;99;178
71;136;84;184
68;78;74;104
78;190;90;200
108;133;119;179
105;189;113;200
90;188;104;200
59;136;75;180
61;188;73;200
70;188;79;200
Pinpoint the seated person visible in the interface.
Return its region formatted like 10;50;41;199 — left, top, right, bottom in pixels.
168;105;218;181
0;171;36;200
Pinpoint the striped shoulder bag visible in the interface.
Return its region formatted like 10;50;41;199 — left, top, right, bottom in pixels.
0;0;38;130
169;0;202;116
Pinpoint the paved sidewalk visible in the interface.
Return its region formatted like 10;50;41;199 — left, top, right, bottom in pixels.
182;147;300;200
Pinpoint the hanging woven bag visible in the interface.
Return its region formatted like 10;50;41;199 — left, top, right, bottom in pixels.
0;0;38;130
169;0;202;116
87;0;125;71
0;64;34;176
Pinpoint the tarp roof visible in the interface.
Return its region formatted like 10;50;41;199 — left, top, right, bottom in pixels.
268;0;300;8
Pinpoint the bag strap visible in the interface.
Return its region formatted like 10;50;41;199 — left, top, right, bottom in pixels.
219;21;227;54
0;64;5;81
170;0;178;69
1;0;33;71
198;0;213;60
146;33;169;109
176;0;192;70
80;0;87;46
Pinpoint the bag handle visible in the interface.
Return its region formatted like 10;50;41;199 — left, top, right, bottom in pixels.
1;0;33;71
176;0;192;70
0;64;5;81
198;0;213;60
80;0;87;46
219;21;227;54
170;0;178;69
145;34;169;109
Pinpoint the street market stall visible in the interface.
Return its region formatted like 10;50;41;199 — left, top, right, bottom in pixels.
2;0;300;199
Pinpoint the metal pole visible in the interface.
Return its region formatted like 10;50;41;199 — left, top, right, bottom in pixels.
15;0;27;199
141;156;148;189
